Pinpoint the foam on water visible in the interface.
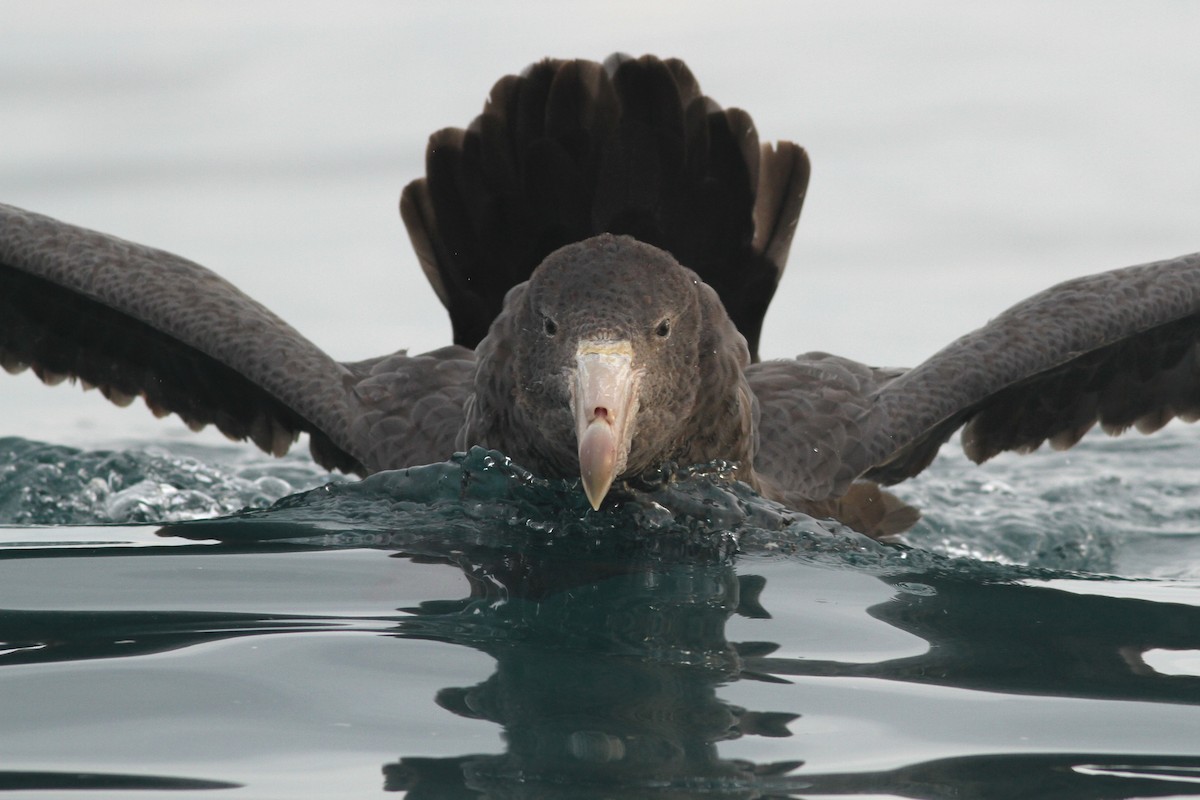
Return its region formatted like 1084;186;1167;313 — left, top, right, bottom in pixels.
1;427;1198;579
0;435;339;525
900;426;1200;579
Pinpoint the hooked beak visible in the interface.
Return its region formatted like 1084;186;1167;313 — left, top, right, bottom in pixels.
573;340;640;510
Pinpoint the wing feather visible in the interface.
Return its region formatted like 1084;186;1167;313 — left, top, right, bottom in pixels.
399;54;808;360
863;252;1200;485
0;204;363;470
749;253;1200;502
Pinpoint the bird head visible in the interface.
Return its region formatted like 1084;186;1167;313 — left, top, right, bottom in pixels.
464;234;757;510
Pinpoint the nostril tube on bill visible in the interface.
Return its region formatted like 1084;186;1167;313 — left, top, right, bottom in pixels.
573;339;639;511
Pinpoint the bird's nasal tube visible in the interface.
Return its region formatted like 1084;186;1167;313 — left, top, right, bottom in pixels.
573;340;639;510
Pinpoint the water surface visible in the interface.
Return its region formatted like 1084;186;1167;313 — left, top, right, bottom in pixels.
2;3;1200;797
2;439;1200;797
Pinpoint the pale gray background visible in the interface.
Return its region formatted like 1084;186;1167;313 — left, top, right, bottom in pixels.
3;1;1198;448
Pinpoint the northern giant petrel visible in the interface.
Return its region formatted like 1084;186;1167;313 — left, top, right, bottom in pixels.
2;55;1198;536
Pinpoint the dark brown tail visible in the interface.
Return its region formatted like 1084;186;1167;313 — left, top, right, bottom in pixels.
400;54;809;360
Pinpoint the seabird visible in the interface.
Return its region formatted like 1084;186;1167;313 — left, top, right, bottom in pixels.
1;54;1198;537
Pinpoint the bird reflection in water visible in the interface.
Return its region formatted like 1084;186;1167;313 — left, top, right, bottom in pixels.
379;535;805;796
159;451;1200;798
376;533;1200;799
3;451;1199;797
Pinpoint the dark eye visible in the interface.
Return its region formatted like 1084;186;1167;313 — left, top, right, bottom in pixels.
542;316;558;337
655;318;671;338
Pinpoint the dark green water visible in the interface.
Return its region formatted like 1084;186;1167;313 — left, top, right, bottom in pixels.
1;440;1199;798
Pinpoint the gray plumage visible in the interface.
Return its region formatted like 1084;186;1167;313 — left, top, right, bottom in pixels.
1;55;1198;536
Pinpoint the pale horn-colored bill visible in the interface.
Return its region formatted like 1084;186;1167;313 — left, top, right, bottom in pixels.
573;339;640;510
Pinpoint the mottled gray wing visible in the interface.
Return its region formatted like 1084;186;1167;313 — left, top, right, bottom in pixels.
864;252;1200;485
752;252;1200;501
0;203;474;474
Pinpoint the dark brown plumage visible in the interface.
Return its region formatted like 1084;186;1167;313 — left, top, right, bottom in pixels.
1;54;1199;537
402;54;808;361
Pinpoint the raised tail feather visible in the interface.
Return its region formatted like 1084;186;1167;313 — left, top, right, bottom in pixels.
400;53;810;360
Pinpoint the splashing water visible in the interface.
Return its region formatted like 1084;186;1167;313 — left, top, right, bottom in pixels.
0;436;341;525
1;427;1199;579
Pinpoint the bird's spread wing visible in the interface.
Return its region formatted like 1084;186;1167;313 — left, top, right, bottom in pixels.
0;203;470;473
866;252;1200;484
400;53;809;360
753;252;1200;500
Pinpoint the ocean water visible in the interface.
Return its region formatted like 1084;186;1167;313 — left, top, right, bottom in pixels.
2;3;1200;797
2;438;1200;798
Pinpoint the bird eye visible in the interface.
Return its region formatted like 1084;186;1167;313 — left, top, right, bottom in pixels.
655;318;671;338
542;316;558;337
